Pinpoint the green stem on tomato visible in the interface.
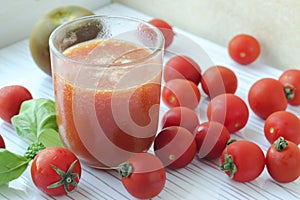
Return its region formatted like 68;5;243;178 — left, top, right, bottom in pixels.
118;162;133;178
226;138;237;146
274;137;288;151
283;83;295;100
220;150;237;179
47;160;80;193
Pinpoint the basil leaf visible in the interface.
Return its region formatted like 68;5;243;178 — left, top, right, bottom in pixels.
11;98;64;147
39;129;64;147
0;149;30;185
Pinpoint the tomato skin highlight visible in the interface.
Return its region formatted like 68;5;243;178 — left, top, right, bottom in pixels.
221;141;265;182
207;93;249;133
120;152;166;199
161;106;199;133
201;65;238;99
279;69;300;106
164;55;202;85
0;85;33;123
194;121;230;159
264;111;300;145
228;34;260;65
248;78;288;120
31;147;82;196
162;79;201;109
0;135;5;148
266;138;300;183
149;18;174;49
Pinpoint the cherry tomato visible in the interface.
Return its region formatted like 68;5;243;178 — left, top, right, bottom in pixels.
194;121;230;159
161;106;199;133
31;147;82;196
207;94;249;133
0;135;5;148
221;140;265;182
279;69;300;106
228;34;260;65
164;55;202;85
264;111;300;145
162;79;201;109
0;85;32;123
154;126;197;169
201;65;238;99
248;78;288;120
149;18;174;49
266;137;300;183
118;152;166;199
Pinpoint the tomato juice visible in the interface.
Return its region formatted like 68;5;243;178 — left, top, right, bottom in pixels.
53;39;162;168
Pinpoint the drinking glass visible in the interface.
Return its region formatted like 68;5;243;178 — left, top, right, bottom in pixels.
49;15;164;168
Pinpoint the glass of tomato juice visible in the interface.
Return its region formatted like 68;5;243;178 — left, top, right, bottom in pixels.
49;16;164;168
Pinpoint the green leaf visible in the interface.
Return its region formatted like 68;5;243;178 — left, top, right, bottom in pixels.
11;98;64;147
39;129;64;148
0;149;30;185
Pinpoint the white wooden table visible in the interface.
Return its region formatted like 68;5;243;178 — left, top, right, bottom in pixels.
0;3;299;200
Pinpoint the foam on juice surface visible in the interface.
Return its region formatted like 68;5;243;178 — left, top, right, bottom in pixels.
63;39;150;66
62;39;154;90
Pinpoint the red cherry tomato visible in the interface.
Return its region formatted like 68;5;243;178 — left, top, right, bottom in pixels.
266;137;300;183
154;126;197;169
221;140;265;182
162;79;201;109
279;69;300;106
248;78;288;120
31;147;82;196
264;111;300;145
0;135;5;148
201;65;238;99
207;94;249;133
164;55;202;85
161;106;199;133
119;152;166;199
0;85;32;123
149;18;174;49
228;34;260;65
194;121;230;159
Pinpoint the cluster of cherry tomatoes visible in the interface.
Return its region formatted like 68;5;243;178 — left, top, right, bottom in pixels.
140;18;300;198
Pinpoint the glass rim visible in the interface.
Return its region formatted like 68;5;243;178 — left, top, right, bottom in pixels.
49;15;165;69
